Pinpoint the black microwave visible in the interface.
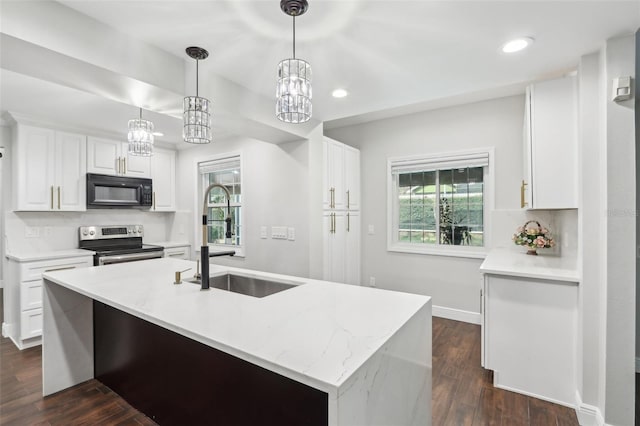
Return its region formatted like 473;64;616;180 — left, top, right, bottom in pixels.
86;173;153;209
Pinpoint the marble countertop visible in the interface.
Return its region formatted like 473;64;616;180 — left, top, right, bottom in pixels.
43;258;430;393
6;249;95;262
480;248;579;282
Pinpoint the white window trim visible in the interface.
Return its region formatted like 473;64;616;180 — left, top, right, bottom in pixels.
193;151;245;258
386;147;494;259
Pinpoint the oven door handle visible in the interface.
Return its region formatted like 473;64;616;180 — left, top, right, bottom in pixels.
99;251;164;265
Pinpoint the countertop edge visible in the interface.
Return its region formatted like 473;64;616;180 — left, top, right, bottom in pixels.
6;249;95;262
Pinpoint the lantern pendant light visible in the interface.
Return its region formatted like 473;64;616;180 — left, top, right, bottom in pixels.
276;0;312;124
127;107;154;156
183;46;212;144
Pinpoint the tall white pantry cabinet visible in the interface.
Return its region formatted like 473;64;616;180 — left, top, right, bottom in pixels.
323;137;361;285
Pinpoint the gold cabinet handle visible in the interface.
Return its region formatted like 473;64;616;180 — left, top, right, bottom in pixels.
330;188;334;208
347;190;350;209
347;212;350;232
520;180;528;208
50;186;54;209
331;213;335;234
57;186;61;209
123;157;126;174
117;157;121;174
153;191;156;210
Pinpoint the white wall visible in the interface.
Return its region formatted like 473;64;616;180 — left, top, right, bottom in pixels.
326;95;527;315
603;34;636;426
577;49;607;419
0;125;10;288
174;134;319;278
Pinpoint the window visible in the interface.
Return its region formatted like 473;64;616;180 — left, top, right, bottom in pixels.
388;149;492;258
198;155;242;248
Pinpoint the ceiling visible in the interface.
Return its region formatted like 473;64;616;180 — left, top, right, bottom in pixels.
1;1;639;144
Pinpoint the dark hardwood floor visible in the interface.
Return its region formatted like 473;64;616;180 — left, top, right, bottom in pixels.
1;289;579;425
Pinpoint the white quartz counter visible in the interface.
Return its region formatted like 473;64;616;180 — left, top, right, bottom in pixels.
480;248;579;282
6;249;95;262
43;258;430;394
147;241;190;249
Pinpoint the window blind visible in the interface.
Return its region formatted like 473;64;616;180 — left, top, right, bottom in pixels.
391;152;489;174
198;156;240;174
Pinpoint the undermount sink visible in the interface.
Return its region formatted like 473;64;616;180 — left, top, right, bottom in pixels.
186;273;301;298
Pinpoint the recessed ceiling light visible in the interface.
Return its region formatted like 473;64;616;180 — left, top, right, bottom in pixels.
502;37;534;53
152;132;164;137
332;89;348;98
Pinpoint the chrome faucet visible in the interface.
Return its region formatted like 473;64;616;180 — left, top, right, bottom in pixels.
200;183;235;290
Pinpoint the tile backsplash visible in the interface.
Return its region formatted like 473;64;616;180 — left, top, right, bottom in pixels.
490;209;578;257
4;210;173;254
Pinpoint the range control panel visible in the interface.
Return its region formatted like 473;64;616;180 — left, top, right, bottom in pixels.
79;225;144;241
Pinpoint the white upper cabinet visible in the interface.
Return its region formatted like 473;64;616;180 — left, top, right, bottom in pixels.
150;147;176;212
344;145;360;211
55;131;86;211
522;75;577;209
87;137;150;178
323;137;359;211
13;124;86;211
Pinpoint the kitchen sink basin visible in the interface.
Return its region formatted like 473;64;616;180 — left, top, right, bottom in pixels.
186;273;301;298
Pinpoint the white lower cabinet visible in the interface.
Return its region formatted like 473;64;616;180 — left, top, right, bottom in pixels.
4;255;93;349
323;211;360;285
482;273;578;406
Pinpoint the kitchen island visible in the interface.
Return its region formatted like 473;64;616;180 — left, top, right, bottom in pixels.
42;258;431;425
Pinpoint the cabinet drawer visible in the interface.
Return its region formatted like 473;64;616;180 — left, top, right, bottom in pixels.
21;280;43;311
20;308;43;339
20;257;93;281
164;247;190;260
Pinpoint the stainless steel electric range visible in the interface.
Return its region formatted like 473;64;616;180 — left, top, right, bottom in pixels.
79;225;164;266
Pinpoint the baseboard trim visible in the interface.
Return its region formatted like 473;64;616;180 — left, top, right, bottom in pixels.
636;357;640;373
432;305;480;325
575;390;605;426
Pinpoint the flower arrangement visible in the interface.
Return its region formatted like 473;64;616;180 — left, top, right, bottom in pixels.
512;220;555;255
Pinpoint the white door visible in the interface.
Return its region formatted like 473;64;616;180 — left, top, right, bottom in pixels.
344;146;360;211
55;131;86;211
16;125;55;211
323;211;345;283
123;143;151;178
344;211;361;285
329;140;345;210
150;148;176;211
87;137;121;175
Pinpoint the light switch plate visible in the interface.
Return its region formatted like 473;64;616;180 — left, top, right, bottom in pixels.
368;225;375;235
271;226;287;240
287;227;295;241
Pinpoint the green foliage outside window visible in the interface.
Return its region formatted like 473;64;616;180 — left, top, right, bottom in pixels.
397;167;484;247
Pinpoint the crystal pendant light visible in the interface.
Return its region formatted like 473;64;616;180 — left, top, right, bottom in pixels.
127;108;154;156
276;0;312;124
184;46;212;144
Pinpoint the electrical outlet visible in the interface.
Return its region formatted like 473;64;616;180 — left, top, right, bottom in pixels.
368;225;375;235
287;227;295;241
260;226;268;239
369;276;376;287
271;226;287;240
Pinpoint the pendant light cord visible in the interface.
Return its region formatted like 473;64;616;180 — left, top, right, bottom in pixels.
196;59;199;97
293;15;296;59
139;108;142;120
